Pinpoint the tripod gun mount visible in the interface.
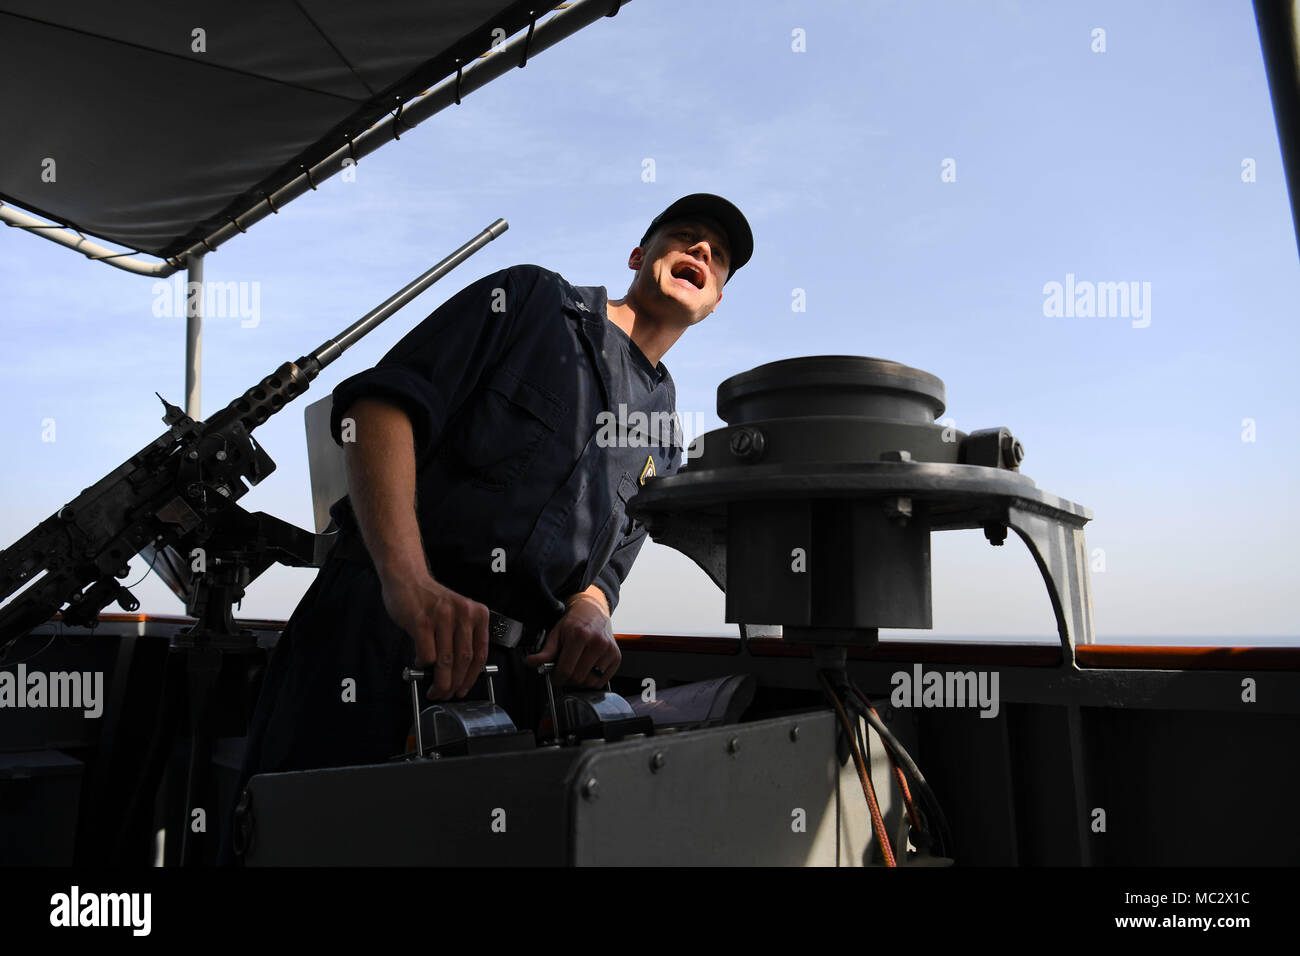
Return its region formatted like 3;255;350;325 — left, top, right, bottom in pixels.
0;219;508;649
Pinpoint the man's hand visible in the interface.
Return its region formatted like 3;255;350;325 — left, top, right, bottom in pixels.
380;571;489;700
340;397;488;700
524;588;619;689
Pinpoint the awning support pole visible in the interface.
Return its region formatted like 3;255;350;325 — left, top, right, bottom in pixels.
185;253;204;419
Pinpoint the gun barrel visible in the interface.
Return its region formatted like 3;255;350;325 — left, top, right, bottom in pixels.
308;218;508;371
201;218;509;438
0;218;508;639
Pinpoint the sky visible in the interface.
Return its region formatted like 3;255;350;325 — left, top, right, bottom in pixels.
1;0;1296;643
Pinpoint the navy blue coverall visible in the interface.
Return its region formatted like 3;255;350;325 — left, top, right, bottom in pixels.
235;263;683;781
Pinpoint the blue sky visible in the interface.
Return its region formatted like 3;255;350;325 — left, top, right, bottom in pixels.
1;0;1296;642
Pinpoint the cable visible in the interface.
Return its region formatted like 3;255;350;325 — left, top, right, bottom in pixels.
123;545;163;589
892;764;922;834
819;672;896;866
831;681;894;866
852;691;922;836
853;707;913;852
851;700;926;853
850;679;950;856
0;632;57;667
848;677;954;858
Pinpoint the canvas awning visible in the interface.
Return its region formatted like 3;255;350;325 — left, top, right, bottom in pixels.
0;0;626;272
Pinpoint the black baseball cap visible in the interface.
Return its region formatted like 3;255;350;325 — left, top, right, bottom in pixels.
640;193;753;282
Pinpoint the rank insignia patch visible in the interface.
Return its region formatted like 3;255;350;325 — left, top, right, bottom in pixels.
639;454;656;486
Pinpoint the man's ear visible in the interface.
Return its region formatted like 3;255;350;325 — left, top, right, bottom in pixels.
628;247;644;271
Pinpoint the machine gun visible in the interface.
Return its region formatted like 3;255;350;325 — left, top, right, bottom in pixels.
0;219;507;648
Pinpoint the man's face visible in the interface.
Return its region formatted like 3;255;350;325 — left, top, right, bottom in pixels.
629;216;731;324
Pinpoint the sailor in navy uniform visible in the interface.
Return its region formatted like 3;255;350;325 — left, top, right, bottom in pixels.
223;195;752;858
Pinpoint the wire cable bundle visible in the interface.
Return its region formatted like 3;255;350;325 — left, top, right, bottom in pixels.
818;670;954;865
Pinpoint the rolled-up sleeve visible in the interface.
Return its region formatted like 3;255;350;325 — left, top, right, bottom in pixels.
593;524;648;615
329;265;529;455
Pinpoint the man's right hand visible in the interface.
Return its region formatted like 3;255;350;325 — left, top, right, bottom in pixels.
339;397;489;701
380;572;490;701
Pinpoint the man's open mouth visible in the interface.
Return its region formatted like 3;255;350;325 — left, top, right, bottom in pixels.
670;261;706;290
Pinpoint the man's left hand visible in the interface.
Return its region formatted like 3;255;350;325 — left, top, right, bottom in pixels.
524;591;619;689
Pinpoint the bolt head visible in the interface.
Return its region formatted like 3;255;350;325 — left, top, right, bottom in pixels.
650;751;666;772
884;495;913;527
884;495;913;517
984;523;1008;547
1000;433;1025;467
789;725;800;742
728;427;766;461
727;736;741;755
582;777;600;799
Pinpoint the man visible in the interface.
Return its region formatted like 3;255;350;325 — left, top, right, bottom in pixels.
233;193;753;788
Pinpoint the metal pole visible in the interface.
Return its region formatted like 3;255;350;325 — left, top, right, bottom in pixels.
0;202;181;277
185;253;204;419
405;668;426;759
170;0;630;268
1254;0;1300;257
